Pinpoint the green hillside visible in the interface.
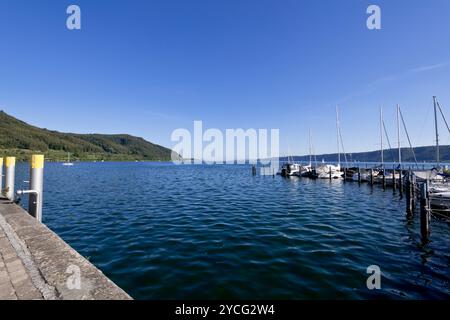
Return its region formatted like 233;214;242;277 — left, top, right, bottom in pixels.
0;111;174;161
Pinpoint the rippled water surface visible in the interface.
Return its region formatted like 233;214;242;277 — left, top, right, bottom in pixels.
15;162;450;299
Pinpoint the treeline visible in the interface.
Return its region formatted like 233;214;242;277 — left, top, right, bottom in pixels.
0;111;173;161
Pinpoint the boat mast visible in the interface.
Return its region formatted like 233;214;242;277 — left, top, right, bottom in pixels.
397;104;402;167
380;107;384;168
336;106;341;166
433;96;440;167
308;129;312;166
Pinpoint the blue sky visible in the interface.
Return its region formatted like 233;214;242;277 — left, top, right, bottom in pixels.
1;0;450;156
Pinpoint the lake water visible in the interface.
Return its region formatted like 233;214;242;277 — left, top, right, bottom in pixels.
14;162;450;299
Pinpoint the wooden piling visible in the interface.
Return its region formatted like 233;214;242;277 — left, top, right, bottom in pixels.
406;171;414;215
399;168;403;196
382;170;386;189
370;169;374;186
329;166;332;180
393;168;397;191
420;182;430;240
358;167;361;184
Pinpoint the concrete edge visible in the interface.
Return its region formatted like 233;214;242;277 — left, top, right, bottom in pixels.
0;200;132;300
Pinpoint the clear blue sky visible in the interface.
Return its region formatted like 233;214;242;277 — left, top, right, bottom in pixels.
1;0;450;156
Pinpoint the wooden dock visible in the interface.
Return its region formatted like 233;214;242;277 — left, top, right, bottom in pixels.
0;198;132;300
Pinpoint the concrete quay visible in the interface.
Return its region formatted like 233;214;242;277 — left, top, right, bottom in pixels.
0;198;132;300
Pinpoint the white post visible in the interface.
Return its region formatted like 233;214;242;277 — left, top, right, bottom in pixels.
29;155;44;221
4;157;15;200
0;158;3;194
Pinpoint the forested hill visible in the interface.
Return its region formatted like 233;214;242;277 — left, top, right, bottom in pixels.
283;145;449;163
0;111;173;161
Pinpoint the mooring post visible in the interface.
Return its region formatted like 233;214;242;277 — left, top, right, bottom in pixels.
358;167;361;184
382;169;386;189
29;155;44;221
370;168;374;186
399;167;403;196
0;157;3;193
406;171;413;215
329;166;332;180
343;168;347;181
393;167;397;191
252;165;256;176
4;157;15;201
420;182;430;240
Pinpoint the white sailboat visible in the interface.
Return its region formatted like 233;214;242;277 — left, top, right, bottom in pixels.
293;129;314;177
316;106;344;179
62;152;74;166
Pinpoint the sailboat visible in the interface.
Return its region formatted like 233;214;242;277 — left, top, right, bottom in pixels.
301;129;314;176
315;106;344;179
384;105;403;184
62;152;74;166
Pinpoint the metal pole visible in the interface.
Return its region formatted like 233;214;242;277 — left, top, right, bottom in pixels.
433;96;440;168
336;106;341;167
4;157;15;201
380;107;384;167
29;155;44;221
397;104;402;166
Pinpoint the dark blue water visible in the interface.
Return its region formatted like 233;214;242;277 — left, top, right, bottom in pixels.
14;162;450;299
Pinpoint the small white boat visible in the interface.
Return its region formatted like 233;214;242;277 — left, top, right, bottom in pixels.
279;163;301;177
429;191;450;209
316;164;343;179
413;169;444;183
62;153;74;166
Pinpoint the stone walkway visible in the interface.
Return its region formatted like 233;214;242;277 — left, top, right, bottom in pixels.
0;199;132;300
0;226;43;300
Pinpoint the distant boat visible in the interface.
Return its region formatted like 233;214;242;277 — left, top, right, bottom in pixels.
62;153;74;166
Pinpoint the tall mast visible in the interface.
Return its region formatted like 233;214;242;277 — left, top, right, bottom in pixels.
397;104;402;166
336;106;341;166
308;129;312;166
380;107;384;167
433;96;440;167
